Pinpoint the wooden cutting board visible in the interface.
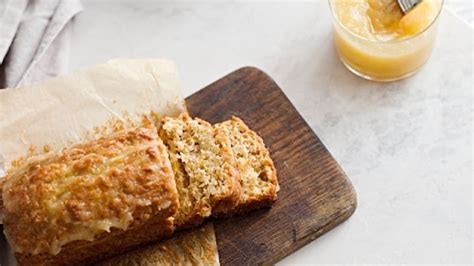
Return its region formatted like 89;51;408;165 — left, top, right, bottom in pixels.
186;67;357;265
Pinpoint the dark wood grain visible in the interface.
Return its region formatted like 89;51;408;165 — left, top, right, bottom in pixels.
186;67;357;265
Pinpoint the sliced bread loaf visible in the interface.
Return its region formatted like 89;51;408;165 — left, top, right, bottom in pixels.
215;117;279;213
159;113;241;228
3;127;179;265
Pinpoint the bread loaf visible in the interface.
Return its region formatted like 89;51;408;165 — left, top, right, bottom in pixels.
2;127;178;265
100;115;280;265
2;114;279;265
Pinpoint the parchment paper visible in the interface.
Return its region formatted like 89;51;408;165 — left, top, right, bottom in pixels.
0;59;218;265
101;223;219;266
0;58;186;171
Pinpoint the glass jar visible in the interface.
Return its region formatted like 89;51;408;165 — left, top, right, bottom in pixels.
329;0;443;82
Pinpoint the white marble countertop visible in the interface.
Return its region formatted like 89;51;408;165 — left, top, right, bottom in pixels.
69;0;473;264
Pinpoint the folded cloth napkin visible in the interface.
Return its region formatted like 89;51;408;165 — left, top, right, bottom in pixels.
0;0;82;88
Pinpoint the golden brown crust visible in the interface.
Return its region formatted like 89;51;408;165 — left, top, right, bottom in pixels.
3;127;178;264
215;117;279;215
15;217;174;266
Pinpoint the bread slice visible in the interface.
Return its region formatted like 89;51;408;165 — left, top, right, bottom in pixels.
159;113;240;228
2;127;179;265
215;117;279;213
99;222;219;266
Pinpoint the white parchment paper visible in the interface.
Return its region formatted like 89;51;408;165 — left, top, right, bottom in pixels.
0;58;186;172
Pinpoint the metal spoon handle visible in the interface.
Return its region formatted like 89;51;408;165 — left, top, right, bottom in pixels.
398;0;423;14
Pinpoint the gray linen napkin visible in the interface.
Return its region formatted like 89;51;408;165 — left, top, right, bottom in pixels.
0;1;82;263
0;0;83;88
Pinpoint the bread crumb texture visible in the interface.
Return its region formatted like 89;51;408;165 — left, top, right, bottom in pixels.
216;117;279;206
2;127;178;256
160;113;240;227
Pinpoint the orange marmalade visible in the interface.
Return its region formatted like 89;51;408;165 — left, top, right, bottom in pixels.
330;0;443;81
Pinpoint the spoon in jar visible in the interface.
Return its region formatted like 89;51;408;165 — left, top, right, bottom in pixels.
397;0;423;14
